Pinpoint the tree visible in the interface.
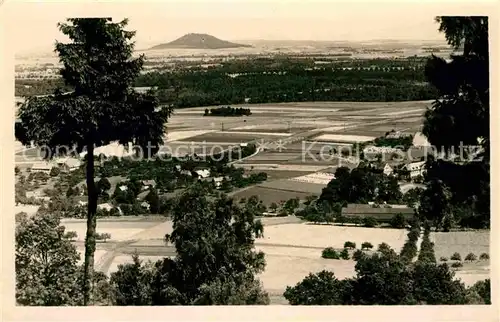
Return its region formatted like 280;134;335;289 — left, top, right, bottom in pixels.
269;202;278;213
15;18;172;305
283;271;346;305
109;254;155;305
145;189;160;214
419;179;452;230
97;177;111;195
16;213;80;305
64;230;78;241
109;184;268;305
390;213;407;229
423;17;490;228
50;167;61;177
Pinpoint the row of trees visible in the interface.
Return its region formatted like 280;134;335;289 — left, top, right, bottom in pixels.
204;106;252;117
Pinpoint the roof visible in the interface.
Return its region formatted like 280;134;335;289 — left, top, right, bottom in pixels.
142;180;156;186
31;162;53;170
342;204;415;215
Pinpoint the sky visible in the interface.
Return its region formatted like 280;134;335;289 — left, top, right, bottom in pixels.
6;1;451;55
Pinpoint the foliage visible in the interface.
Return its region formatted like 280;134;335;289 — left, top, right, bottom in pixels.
283;271;347;305
111;184;268;305
389;213;407;229
464;253;477;262
418;178;453;230
479;253;489;260
362;216;378;228
417;228;436;264
50;167;61;177
145;189;160;214
467;279;490;304
321;247;340;259
320;166;402;205
286;247;469;305
440;257;448;262
361;242;373;250
193;271;269;305
451;262;463;268
423;17;490;229
343;241;356;249
16;212;81;305
64;230;78;241
204;106;252;117
15;18;172;305
95;232;111;242
450;252;462;261
109;254;155;305
340;248;350;260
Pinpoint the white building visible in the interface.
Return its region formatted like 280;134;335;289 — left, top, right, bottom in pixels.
382;163;394;176
55;157;82;172
404;161;426;178
30;161;54;174
195;169;211;178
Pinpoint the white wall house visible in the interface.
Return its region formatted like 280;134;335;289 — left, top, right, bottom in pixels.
383;163;394;176
404;161;426;178
30;161;53;174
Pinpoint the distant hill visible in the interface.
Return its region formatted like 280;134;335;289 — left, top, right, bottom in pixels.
149;33;252;50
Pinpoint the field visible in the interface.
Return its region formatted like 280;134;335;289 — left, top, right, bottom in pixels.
63;217;490;304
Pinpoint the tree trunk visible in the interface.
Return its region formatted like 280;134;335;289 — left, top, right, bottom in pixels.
83;143;98;305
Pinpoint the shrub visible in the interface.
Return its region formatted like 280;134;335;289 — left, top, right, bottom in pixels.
451;262;463;268
350;216;362;226
361;242;373;250
479;253;489;260
389;213;407;229
49;167;61;177
344;241;356;249
362;216;378;228
352;249;365;261
377;242;391;253
450;252;461;261
340;248;350;260
464;253;477;262
322;247;340;259
440;256;448;262
95;232;112;242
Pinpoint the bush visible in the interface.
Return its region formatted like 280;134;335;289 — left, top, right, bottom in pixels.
344;241;356;249
440;256;448;262
352;249;366;261
350;216;362;226
49;167;61;177
451;262;463;268
361;242;373;250
464;253;477;262
95;232;111;242
450;252;461;261
340;248;350;260
377;242;391;253
479;253;489;260
322;247;340;259
389;213;407;229
362;216;378;228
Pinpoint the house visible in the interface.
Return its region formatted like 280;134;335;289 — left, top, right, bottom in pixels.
195;169;211;178
403;161;426;178
141;180;157;190
97;203;114;211
412;132;431;147
382;163;394;176
341;204;415;222
140;201;150;210
30;161;54;174
118;185;128;192
55;157;82;172
213;176;225;189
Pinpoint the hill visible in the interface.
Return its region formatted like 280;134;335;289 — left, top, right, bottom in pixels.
149;33;252;50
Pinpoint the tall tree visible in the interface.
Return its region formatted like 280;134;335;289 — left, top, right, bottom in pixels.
15;213;80;305
15;18;172;304
423;17;489;228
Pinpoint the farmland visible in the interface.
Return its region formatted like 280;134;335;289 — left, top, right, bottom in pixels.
63;217;490;305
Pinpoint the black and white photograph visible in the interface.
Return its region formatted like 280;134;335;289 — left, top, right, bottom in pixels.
1;0;497;318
